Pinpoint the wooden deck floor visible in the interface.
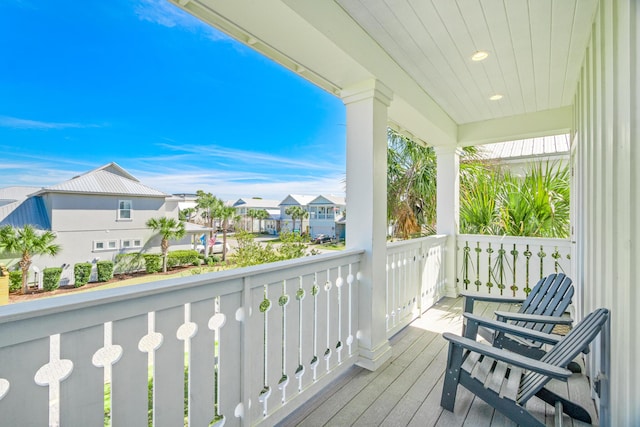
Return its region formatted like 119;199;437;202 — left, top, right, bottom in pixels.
279;297;598;427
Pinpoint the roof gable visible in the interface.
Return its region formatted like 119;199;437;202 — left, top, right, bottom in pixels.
309;195;346;206
279;194;315;207
35;163;168;197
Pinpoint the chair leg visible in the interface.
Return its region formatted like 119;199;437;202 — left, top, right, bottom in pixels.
536;387;592;424
440;343;463;411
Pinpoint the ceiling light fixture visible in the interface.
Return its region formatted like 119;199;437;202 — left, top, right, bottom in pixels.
471;50;489;61
489;94;503;101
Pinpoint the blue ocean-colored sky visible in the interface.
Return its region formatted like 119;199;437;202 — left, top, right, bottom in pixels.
0;0;346;201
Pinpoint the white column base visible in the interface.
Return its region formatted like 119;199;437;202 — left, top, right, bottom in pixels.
356;341;392;371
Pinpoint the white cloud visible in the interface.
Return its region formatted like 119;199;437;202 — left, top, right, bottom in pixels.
0;116;102;130
134;0;230;42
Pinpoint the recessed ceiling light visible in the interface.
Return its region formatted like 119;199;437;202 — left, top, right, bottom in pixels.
471;50;489;61
489;94;503;101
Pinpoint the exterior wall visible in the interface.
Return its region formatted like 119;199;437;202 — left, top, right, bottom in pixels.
573;0;639;424
33;193;177;285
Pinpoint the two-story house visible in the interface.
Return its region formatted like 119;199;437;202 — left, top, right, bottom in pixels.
0;163;200;286
278;194;314;234
232;197;281;233
307;195;346;238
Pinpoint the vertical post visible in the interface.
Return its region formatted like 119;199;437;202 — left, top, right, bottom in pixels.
0;264;8;305
435;146;460;297
342;79;393;371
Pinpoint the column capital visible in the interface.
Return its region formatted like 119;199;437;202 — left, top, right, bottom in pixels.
341;79;393;107
433;145;464;157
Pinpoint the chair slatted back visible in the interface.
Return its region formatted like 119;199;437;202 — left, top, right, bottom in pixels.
515;273;574;333
517;308;609;403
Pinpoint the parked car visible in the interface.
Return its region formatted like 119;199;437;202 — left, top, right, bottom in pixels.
197;241;231;254
312;234;332;244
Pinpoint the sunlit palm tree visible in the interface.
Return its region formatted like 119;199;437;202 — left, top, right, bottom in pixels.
255;209;269;233
285;206;308;234
0;224;61;294
196;190;223;250
146;217;186;273
217;206;238;261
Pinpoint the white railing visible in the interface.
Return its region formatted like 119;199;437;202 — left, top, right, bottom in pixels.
456;234;572;298
0;250;363;427
385;235;448;337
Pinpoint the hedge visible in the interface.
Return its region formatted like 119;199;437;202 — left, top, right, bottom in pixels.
142;254;162;274
114;253;145;274
43;267;63;291
96;260;114;282
8;270;21;292
167;250;200;268
74;262;92;287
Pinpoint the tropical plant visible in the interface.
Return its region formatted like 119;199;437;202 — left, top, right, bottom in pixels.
178;207;196;222
74;262;92;287
255;209;269;233
387;128;437;238
0;224;61;294
96;260;114;282
42;267;63;291
195;190;223;244
217;206;238;261
145;217;186;272
246;208;259;232
285;205;308;234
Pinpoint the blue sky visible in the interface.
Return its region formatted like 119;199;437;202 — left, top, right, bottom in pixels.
0;0;346;201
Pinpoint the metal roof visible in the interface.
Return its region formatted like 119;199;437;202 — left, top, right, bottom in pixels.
233;198;281;209
0;196;51;230
35;163;168;197
480;134;570;160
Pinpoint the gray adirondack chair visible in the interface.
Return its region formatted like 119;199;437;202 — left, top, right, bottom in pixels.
461;273;574;360
441;307;609;426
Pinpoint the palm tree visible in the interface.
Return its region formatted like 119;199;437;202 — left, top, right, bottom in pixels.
285;205;308;234
196;190;223;246
179;207;196;222
217;206;238;261
0;224;61;294
246;208;258;232
387;128;437;238
145;217;186;273
255;209;270;233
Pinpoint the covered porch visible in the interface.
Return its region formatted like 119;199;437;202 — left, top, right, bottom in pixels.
1;0;638;426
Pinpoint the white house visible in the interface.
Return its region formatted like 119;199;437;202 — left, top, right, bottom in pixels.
232;197;281;233
278;194;314;234
0;162;199;286
307;194;346;238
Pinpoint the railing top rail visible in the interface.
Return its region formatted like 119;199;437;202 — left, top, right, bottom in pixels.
0;249;364;347
386;234;448;250
457;234;571;247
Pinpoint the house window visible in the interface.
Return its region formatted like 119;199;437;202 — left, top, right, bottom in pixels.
118;200;132;220
94;240;118;251
121;238;143;249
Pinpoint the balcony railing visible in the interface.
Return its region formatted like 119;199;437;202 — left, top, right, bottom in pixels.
456;234;572;298
385;235;448;337
0;250;364;427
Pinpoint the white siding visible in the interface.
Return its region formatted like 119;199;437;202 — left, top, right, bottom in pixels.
573;0;639;424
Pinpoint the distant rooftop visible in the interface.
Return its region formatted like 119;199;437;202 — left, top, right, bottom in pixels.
481;134;570;160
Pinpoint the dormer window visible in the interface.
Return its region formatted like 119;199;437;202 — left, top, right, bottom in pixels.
118;200;132;220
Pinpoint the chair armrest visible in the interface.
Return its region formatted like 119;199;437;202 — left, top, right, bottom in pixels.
463;313;562;345
442;332;572;380
494;311;574;325
460;290;525;313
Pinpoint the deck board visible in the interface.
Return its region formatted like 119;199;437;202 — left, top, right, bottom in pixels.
278;297;598;427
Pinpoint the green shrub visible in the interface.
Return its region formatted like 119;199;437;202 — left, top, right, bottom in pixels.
114;253;145;274
96;260;114;282
142;254;162;274
42;267;62;291
167;250;200;268
74;262;92;287
8;270;21;292
206;256;219;266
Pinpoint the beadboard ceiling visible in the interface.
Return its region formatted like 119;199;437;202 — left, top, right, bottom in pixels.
335;0;598;125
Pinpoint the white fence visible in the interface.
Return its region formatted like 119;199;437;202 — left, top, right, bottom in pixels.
456;234;572;298
385;235;448;337
0;250;363;427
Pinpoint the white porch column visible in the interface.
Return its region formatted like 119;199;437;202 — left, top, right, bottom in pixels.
342;79;393;371
435;146;460;298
